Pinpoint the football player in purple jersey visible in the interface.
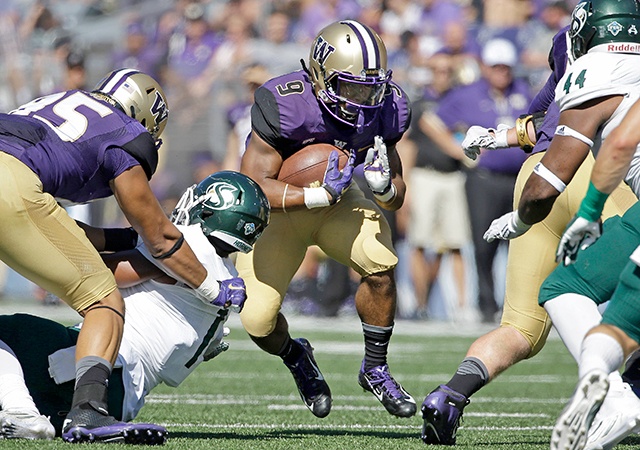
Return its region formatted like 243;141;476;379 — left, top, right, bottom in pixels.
0;69;231;443
236;20;416;419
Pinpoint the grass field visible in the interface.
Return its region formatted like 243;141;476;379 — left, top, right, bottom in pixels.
1;306;639;450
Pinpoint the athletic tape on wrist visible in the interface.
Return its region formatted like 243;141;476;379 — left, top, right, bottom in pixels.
195;271;221;304
374;183;397;203
555;125;594;147
512;210;531;232
533;162;566;193
578;182;609;222
303;187;331;208
493;125;510;148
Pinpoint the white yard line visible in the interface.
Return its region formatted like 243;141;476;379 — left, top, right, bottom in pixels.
162;422;554;431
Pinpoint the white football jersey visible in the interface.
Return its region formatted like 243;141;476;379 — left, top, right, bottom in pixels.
555;52;640;195
46;224;237;421
112;224;237;420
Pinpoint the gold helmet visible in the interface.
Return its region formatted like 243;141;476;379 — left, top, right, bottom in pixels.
307;20;391;127
93;69;169;141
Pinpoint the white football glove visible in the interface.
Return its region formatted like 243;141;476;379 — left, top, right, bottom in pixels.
556;215;602;266
461;124;510;160
364;136;392;195
483;210;531;242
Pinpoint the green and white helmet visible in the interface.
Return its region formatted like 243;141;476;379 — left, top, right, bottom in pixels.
569;0;640;60
171;171;270;253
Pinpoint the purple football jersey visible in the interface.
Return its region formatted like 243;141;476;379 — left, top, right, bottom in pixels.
250;70;411;166
1;90;153;203
527;26;569;154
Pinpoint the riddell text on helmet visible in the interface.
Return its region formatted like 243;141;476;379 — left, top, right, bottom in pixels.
605;43;640;53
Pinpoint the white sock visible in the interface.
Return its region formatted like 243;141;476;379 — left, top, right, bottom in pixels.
544;293;602;362
0;340;40;414
579;333;624;379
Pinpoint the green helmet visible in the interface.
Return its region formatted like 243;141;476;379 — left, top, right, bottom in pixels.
171;171;270;253
569;0;640;60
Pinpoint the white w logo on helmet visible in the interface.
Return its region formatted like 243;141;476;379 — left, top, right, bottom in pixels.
312;36;335;66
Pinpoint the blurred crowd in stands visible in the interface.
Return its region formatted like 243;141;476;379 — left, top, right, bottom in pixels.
0;0;576;323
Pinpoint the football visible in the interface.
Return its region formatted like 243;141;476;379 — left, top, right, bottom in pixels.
277;143;349;188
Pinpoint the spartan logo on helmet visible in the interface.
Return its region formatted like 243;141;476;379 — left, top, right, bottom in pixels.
171;171;270;253
570;2;589;39
204;182;240;210
569;0;640;60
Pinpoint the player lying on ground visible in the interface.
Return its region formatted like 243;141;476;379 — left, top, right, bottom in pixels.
0;171;269;440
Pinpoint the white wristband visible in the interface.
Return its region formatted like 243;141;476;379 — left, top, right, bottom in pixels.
303;187;331;209
493;125;509;148
194;271;220;304
374;183;397;203
511;210;531;233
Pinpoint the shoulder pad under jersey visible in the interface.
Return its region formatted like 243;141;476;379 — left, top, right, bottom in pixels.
556;53;640;112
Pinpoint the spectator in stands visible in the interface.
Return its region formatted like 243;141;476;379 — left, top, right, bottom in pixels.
111;21;165;81
164;2;221;115
61;49;87;91
222;64;271;172
520;0;570;90
402;53;472;320
433;38;531;323
251;10;306;75
295;0;362;43
436;21;481;85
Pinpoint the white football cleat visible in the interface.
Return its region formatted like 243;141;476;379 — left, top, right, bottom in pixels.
0;410;55;440
551;370;609;450
585;376;640;450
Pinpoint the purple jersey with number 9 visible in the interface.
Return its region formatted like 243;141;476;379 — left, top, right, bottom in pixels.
250;70;411;162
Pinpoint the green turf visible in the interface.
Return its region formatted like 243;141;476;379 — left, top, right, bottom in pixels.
3;319;640;449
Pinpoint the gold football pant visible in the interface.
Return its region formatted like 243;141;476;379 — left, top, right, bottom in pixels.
237;183;397;337
503;151;636;357
0;152;117;312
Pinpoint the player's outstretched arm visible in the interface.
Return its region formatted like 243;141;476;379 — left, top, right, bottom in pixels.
75;222;138;253
110;166;210;293
484;98;622;242
460;115;539;160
